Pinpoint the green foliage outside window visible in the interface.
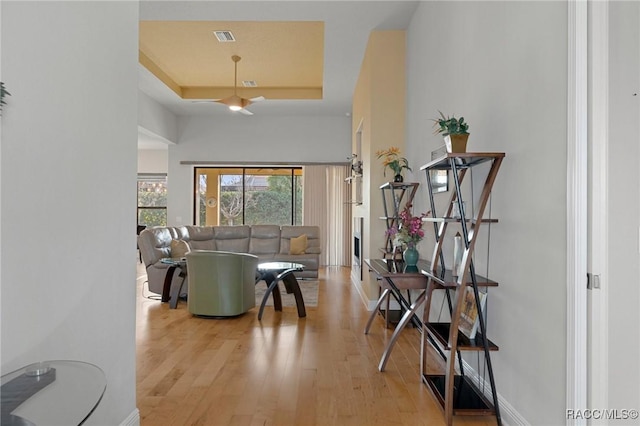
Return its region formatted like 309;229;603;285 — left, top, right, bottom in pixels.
213;170;302;226
138;177;167;227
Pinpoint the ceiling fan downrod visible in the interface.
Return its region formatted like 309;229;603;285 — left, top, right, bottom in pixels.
229;55;242;111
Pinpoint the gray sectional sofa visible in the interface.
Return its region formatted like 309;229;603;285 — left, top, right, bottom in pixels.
138;225;321;296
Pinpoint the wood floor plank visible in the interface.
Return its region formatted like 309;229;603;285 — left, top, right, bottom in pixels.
136;264;498;426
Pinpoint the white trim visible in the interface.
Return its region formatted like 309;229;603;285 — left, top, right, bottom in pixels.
353;277;378;311
119;408;140;426
587;0;609;414
567;1;589;425
461;359;529;426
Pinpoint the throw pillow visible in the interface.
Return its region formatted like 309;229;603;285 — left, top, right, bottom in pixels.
170;239;191;258
289;234;307;255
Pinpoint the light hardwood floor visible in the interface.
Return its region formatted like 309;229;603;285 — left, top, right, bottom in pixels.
136;263;497;426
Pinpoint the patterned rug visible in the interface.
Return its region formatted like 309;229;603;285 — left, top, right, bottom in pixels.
255;280;319;307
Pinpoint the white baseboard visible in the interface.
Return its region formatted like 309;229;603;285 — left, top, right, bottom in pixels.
351;273;377;310
120;408;140;426
461;359;529;426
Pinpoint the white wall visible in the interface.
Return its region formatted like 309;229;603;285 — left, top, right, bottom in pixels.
138;89;178;143
1;2;138;425
607;1;640;417
167;114;350;226
406;2;567;424
138;149;168;174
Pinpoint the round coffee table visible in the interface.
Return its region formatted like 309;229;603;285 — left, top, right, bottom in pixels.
256;262;306;320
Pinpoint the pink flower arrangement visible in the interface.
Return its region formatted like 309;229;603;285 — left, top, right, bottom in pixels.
387;204;429;247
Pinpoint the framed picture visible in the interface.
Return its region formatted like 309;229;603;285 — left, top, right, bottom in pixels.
430;146;448;193
458;287;487;340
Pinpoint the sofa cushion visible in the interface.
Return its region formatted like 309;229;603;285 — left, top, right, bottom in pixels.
185;226;216;250
213;225;250;253
289;234;307;255
171;226;189;240
249;225;281;255
170;239;191;258
280;226;320;255
138;228;173;267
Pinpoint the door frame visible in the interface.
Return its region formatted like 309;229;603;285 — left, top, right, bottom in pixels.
567;1;589;423
586;0;610;415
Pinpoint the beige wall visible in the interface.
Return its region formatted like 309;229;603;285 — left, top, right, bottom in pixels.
352;30;406;302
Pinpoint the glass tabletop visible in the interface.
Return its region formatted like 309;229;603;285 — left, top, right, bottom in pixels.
1;360;106;426
160;257;187;266
258;262;304;272
366;258;431;277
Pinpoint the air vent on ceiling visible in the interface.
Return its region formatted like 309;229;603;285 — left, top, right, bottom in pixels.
242;80;258;87
213;31;235;42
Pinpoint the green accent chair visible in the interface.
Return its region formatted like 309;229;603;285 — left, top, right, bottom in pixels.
185;250;259;317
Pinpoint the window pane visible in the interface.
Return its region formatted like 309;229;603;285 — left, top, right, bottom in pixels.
138;178;167;207
219;173;244;226
194;167;303;226
197;174;207;226
294;174;303;225
138;175;167;227
245;170;292;225
138;208;167;227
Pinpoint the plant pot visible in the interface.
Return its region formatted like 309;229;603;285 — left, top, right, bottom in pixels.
444;134;469;153
393;174;404;183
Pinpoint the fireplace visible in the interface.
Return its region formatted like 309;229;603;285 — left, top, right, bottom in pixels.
353;217;363;281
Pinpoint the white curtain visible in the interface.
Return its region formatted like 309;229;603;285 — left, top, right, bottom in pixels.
303;165;351;266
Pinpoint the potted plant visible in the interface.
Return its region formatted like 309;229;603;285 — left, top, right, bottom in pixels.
375;146;411;182
432;111;469;153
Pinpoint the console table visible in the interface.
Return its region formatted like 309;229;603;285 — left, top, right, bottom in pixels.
364;258;430;371
1;360;106;425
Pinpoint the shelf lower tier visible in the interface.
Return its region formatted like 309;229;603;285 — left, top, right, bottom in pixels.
427;322;499;351
421;267;499;288
422;374;496;416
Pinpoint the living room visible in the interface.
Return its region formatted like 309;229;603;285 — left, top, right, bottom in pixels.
2;1;639;426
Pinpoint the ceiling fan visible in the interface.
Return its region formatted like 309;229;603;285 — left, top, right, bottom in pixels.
209;55;264;115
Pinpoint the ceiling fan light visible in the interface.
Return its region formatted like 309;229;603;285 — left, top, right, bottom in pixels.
227;95;243;111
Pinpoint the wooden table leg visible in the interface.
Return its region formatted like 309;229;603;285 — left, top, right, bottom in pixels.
257;273;283;320
161;265;177;303
169;270;187;309
282;273;306;318
266;276;283;311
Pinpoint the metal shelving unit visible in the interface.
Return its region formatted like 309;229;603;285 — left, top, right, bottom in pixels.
418;152;505;426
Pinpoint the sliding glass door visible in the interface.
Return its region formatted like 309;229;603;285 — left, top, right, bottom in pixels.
194;167;303;226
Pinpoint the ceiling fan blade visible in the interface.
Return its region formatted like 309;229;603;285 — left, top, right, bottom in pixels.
238;108;253;116
249;96;265;103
